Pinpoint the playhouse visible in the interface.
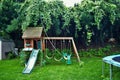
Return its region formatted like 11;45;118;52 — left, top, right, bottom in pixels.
22;27;45;51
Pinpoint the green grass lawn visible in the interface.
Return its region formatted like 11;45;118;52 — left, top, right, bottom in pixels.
0;57;119;80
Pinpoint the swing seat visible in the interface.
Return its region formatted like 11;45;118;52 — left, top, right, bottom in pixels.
63;53;72;64
66;54;71;64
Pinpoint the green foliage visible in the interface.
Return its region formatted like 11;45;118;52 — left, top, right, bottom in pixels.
0;31;10;39
0;0;18;31
37;50;46;66
6;19;19;32
53;49;63;60
7;51;16;59
18;0;64;31
103;78;110;80
0;0;21;39
19;51;29;65
72;0;119;46
0;0;120;47
45;48;53;59
79;45;112;57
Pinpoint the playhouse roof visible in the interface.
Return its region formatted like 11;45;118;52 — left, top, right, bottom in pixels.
22;27;43;39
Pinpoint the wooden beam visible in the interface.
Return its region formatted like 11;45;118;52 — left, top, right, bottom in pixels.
71;38;80;62
44;37;73;40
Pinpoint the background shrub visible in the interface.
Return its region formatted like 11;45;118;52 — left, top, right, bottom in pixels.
78;45;112;57
7;51;16;59
19;51;30;65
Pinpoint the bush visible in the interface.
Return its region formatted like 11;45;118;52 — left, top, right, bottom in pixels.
78;45;112;57
19;51;30;65
38;50;48;66
7;51;16;59
44;48;54;59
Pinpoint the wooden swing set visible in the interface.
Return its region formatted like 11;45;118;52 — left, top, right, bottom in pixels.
43;37;80;62
22;27;80;63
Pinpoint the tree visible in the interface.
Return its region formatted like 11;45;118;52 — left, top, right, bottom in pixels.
70;0;118;46
0;0;19;39
3;0;120;47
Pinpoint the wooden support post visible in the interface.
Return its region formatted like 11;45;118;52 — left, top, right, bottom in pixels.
71;38;80;62
31;40;34;48
42;39;45;51
24;39;26;48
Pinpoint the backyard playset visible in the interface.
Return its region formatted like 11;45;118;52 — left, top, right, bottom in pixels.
22;27;80;73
